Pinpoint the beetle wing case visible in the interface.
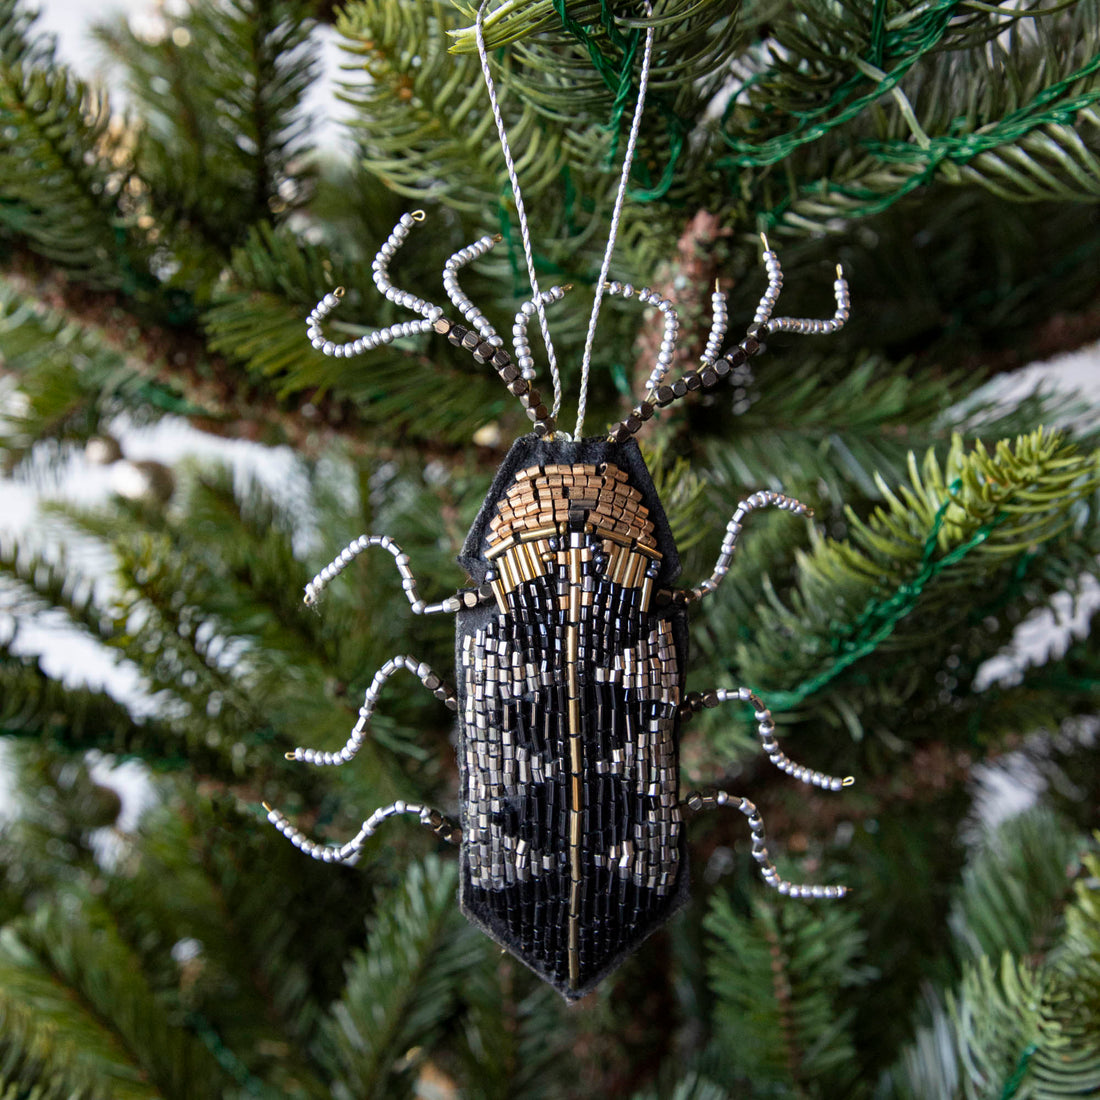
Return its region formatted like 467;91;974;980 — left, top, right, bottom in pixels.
456;435;691;1000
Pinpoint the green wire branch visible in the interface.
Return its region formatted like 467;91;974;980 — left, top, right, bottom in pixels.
719;428;1100;719
999;1041;1038;1099
548;0;692;196
550;0;630;98
772;55;1100;225
763;481;1003;711
718;0;960;169
712;0;1100;232
538;0;686;200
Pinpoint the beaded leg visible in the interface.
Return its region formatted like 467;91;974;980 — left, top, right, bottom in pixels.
683;788;848;898
285;655;456;766
307;212;444;358
755;235;850;336
700;282;729;367
686;490;814;602
264;799;460;864
305;534;492;615
601;281;681;394
432;315;556;437
442;233;504;347
606;247;849;442
683;687;853;792
512;285;569;386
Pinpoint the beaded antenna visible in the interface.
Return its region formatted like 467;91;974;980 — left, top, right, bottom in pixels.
266;3;853;1001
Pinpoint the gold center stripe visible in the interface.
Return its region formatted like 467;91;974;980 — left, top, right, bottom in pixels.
565;619;582;989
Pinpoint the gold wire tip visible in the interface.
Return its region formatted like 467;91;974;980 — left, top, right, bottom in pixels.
563;284;574;292
759;231;771;253
836;263;845;280
804;507;816;519
262;802;273;812
842;776;855;787
492;233;503;243
411;209;426;222
333;286;346;298
284;751;297;761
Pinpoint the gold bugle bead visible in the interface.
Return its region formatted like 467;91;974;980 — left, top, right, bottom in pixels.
484;535;516;560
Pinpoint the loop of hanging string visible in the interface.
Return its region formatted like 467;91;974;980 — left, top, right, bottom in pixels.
475;2;564;423
574;3;655;440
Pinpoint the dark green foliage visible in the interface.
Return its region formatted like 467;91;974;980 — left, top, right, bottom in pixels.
94;0;320;265
1;0;1099;1096
0;640;188;765
0;0;144;288
882;812;1100;1099
0;903;232;1099
702;895;870;1095
0;994;110;1100
339;1;566;214
0;281;193;469
951;806;1084;964
319;856;481;1099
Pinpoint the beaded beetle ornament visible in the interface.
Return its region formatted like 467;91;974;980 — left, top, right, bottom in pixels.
265;5;854;1001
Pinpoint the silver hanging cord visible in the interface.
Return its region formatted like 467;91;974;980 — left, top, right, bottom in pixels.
574;4;655;440
475;2;564;422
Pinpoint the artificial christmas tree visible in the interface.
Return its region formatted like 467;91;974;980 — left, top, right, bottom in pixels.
1;1;1098;1095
